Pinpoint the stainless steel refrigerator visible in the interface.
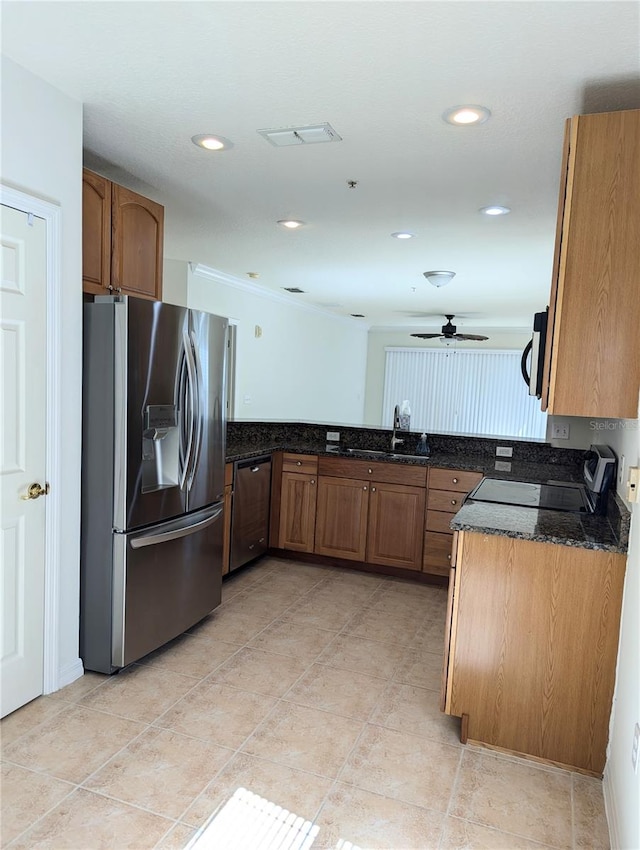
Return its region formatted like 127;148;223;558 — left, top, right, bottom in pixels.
80;296;227;673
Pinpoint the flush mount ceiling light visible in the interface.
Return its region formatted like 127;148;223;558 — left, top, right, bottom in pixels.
442;106;491;126
277;219;305;229
258;123;342;147
391;232;415;239
423;270;456;288
480;205;511;216
191;134;233;151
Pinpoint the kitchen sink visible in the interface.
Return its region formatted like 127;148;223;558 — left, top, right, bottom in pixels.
345;448;429;461
345;448;388;456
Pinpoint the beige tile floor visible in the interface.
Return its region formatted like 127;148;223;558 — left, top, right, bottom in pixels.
1;557;611;850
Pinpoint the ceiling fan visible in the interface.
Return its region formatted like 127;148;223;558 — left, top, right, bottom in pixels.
410;314;489;341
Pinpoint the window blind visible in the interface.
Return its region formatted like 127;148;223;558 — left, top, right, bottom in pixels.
382;348;547;439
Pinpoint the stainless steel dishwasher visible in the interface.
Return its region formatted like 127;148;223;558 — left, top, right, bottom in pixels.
230;455;272;571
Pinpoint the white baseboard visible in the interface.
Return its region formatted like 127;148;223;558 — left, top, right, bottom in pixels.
54;657;85;692
603;768;620;850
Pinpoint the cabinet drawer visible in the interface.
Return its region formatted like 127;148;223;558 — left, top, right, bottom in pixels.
318;456;426;487
282;453;318;474
429;468;482;493
428;489;465;512
426;510;456;534
423;531;454;576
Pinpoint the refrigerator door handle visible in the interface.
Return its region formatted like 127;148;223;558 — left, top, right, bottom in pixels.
187;330;203;490
180;329;197;490
129;504;223;549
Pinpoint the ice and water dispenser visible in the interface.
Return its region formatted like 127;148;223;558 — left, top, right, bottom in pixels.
141;404;180;492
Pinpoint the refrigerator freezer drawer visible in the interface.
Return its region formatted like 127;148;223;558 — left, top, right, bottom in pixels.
112;504;223;669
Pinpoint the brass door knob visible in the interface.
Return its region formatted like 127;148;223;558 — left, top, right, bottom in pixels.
21;482;50;500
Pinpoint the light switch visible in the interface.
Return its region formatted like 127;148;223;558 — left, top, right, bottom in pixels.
627;467;639;503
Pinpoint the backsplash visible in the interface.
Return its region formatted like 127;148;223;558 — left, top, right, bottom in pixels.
226;420;585;468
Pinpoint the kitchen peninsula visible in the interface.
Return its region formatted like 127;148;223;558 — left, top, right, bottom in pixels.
224;419;629;776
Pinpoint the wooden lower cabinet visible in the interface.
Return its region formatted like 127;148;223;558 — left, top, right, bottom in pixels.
314;475;369;561
367;481;425;571
423;531;454;576
423;468;482;578
279;471;317;553
443;531;626;775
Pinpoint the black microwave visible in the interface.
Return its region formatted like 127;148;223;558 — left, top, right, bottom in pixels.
521;308;548;398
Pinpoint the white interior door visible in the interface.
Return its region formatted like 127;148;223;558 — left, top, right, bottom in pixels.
1;204;48;717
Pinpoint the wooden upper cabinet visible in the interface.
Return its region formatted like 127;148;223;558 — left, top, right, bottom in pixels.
82;170;164;300
111;184;164;300
543;109;640;418
82;169;111;294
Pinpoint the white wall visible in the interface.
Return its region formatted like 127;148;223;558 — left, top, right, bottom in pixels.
601;403;640;849
1;57;83;684
364;329;531;427
187;265;368;425
162;258;188;307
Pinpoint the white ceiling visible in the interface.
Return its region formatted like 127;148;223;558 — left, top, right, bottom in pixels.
3;1;639;332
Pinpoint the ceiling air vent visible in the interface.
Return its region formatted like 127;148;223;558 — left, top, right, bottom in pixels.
258;123;342;147
283;287;305;293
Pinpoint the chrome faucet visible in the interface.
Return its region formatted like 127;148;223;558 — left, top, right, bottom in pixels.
391;404;404;451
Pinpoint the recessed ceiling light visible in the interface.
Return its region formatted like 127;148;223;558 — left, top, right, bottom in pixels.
191;134;233;151
277;220;305;229
480;205;511;216
391;232;415;239
443;106;491;126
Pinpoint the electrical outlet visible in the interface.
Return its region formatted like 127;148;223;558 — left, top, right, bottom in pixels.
627;467;640;504
243;394;252;405
326;431;340;442
551;422;570;440
496;446;513;458
632;723;640;773
495;460;512;472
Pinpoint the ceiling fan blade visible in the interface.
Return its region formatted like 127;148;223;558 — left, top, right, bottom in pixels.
455;334;489;341
410;333;442;339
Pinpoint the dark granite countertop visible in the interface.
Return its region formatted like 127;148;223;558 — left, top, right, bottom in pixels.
225;427;630;554
451;493;629;554
225;442;581;484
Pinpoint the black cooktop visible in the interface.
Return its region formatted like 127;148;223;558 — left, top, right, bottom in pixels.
468;478;593;513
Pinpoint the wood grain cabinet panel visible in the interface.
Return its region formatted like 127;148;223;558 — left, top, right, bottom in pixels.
111;184;164;300
543;109;640;418
423;531;454;576
279;471;317;553
428;468;482;493
82;170;164;300
315;475;369;561
367;482;425;571
444;531;626;775
82;169;111;294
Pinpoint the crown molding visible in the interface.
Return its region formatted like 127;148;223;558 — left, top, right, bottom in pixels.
189;263;370;330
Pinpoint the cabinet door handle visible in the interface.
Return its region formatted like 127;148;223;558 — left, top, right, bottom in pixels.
371;486;376;492
259;537;265;543
363;486;368;491
248;544;255;549
296;461;302;466
251;466;260;473
451;499;458;506
368;468;373;474
452;477;459;484
310;479;316;485
447;554;451;560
